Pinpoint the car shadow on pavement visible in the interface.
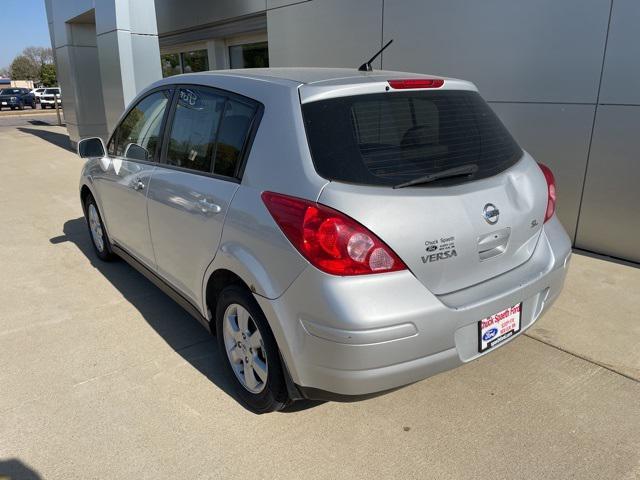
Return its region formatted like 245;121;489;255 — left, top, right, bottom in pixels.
17;127;73;152
50;217;323;414
0;458;42;480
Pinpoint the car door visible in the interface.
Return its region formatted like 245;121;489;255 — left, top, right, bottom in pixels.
94;88;172;269
146;86;259;304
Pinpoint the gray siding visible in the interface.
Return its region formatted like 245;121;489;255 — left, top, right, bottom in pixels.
46;0;639;261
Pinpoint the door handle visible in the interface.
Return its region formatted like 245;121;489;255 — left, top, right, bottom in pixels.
198;198;222;214
132;178;145;191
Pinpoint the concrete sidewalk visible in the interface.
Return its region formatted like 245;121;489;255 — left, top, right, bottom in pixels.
0;120;638;480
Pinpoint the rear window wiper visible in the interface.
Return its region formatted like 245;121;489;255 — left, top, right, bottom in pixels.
393;164;479;189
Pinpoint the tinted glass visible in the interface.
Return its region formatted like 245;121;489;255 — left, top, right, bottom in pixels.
302;90;522;187
165;88;225;173
161;53;182;77
181;50;208;73
229;42;269;69
1;89;21;95
108;90;170;160
213;99;257;177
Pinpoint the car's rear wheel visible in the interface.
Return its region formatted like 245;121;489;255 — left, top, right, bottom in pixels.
215;285;290;413
31;100;36;109
84;194;115;261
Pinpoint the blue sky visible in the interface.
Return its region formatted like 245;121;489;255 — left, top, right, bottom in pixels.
0;0;51;69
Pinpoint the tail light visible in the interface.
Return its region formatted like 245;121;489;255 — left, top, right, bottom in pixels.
261;192;407;276
538;163;556;223
388;79;444;89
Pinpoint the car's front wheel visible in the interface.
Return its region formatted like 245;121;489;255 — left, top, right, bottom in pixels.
216;285;290;413
84;194;115;261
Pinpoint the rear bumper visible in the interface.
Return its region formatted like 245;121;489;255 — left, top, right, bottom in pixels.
256;215;572;398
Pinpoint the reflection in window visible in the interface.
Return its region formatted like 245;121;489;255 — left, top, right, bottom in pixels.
108;90;171;160
161;50;209;78
182;50;209;73
229;42;269;69
166;88;226;173
161;53;182;77
214;100;257;177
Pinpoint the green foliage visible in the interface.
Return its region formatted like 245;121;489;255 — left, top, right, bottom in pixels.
10;55;39;81
8;47;56;84
39;63;57;87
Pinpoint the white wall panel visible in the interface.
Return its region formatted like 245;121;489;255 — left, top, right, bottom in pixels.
267;0;383;69
599;0;640;105
383;0;610;103
576;106;640;261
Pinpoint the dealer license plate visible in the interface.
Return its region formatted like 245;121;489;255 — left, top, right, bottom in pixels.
478;303;521;352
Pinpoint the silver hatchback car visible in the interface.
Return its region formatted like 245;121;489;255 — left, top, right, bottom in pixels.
77;68;571;412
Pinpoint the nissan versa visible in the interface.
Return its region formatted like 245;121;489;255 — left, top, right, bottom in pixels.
77;67;571;412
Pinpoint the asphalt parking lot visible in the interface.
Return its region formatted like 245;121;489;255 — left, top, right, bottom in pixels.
1;116;639;479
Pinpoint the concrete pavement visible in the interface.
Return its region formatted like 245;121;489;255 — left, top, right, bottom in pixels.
0;119;639;479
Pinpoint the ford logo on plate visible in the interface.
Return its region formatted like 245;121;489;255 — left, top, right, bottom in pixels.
483;328;499;342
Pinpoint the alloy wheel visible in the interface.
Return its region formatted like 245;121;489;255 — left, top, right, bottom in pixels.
88;204;105;253
222;303;268;394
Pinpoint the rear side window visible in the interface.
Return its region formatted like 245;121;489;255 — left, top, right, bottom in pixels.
302;90;522;187
165;88;226;173
213;99;257;177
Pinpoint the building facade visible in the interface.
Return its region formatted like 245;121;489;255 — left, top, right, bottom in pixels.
45;0;639;263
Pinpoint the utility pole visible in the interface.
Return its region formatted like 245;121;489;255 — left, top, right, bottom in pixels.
54;94;62;126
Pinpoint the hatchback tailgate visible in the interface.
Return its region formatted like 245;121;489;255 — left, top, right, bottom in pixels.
318;154;548;295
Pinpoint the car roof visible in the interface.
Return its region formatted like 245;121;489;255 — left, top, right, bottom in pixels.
159;67;474;88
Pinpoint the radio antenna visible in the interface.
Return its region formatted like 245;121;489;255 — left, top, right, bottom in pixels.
358;39;394;72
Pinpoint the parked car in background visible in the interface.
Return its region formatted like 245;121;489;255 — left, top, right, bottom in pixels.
0;88;37;110
76;68;571;413
40;88;61;109
31;88;47;103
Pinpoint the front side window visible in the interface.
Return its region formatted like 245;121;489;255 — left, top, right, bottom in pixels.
108;90;171;161
213;99;257;177
165;88;226;173
302;90;522;187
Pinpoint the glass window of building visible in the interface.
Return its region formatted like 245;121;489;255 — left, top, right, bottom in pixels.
182;50;209;73
229;42;269;69
161;53;182;77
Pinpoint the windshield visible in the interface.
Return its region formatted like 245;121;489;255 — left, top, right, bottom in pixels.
302;90;522;187
44;89;59;94
0;89;21;95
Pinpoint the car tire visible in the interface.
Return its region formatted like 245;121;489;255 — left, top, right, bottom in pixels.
215;285;290;413
18;102;24;110
84;194;116;261
31;100;36;109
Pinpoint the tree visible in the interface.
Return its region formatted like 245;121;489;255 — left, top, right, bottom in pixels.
39;63;57;87
9;55;39;81
0;66;9;78
23;46;54;67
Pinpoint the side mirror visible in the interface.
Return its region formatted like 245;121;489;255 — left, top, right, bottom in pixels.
78;137;106;158
123;142;150;161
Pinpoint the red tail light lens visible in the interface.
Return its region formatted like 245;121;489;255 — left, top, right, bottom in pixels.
388;79;444;89
538;163;557;223
261;192;407;276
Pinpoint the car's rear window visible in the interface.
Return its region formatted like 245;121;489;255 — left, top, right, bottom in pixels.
301;90;522;187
